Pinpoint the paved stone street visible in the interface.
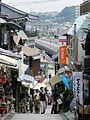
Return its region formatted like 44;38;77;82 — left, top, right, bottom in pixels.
10;113;61;120
3;106;66;120
3;106;75;120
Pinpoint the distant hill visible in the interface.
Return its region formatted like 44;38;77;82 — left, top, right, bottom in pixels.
31;12;58;22
56;6;76;23
30;6;76;24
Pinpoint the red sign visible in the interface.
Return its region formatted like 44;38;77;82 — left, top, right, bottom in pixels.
59;46;66;64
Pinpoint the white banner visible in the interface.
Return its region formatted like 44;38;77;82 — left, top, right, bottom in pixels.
72;72;83;105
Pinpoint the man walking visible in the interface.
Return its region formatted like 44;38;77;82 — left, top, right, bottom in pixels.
51;89;59;114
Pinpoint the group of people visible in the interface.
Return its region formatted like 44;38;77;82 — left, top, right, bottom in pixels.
19;87;48;114
33;87;63;114
19;87;63;114
33;87;47;114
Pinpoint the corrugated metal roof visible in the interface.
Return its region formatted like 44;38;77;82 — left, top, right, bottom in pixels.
0;54;19;67
0;48;21;59
0;18;7;23
67;13;90;38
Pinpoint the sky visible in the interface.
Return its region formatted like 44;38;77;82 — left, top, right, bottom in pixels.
3;0;83;13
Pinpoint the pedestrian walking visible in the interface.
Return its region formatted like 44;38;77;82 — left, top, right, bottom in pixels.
33;89;40;113
39;87;46;114
51;89;59;114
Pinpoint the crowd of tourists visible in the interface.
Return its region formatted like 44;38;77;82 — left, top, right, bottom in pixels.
19;87;50;114
19;87;63;114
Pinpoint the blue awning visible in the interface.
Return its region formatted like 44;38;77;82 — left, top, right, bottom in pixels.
61;75;70;90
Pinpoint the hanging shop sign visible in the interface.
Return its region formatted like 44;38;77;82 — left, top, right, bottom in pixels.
59;45;66;64
72;72;83;105
59;36;67;45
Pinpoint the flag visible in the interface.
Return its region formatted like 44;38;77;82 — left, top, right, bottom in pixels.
61;75;70;90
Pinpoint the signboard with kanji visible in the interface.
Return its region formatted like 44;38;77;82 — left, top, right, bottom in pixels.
72;72;83;105
59;45;66;64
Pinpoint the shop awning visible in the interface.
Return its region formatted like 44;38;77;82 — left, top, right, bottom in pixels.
33;83;47;90
0;48;21;59
22;80;37;89
0;54;20;68
20;74;35;83
49;75;61;86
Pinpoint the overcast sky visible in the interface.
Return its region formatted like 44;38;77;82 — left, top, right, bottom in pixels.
3;0;83;13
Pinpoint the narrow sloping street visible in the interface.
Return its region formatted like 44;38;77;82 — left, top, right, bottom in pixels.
10;113;61;120
4;106;70;120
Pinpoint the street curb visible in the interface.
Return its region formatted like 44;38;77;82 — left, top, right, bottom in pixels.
0;113;10;120
1;113;15;120
63;112;75;120
63;113;70;120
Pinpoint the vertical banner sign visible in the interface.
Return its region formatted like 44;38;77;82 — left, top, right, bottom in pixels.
72;72;83;105
59;45;66;64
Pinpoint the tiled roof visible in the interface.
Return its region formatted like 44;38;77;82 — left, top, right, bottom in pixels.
22;46;40;57
0;2;39;20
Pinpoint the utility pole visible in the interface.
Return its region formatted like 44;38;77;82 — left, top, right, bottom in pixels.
0;0;1;13
74;24;76;64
